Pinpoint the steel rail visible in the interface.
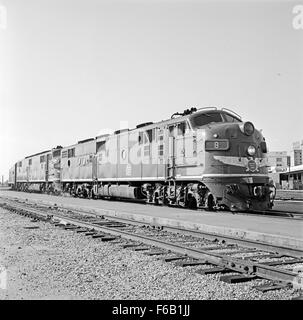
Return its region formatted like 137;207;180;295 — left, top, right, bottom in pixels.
1;192;303;219
66;207;303;259
2;196;303;258
0;199;302;289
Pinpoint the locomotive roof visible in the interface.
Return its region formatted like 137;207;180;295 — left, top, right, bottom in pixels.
25;149;51;159
18;108;242;163
131;108;242;131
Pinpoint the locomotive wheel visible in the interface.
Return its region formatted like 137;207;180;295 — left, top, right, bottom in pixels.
153;193;159;205
83;189;89;198
205;192;216;211
187;195;197;210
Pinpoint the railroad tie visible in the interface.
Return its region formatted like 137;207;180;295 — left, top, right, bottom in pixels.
85;232;97;236
92;233;106;238
220;274;258;284
23;226;40;229
100;236;117;242
64;226;79;230
122;244;142;248
175;260;211;267
163;255;188;262
253;283;289;292
196;267;230;275
76;229;89;233
143;250;165;256
132;247;150;251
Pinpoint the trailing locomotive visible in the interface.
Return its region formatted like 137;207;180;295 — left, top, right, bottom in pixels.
8;107;275;211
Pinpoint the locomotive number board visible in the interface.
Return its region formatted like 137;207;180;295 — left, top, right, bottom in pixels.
205;139;229;151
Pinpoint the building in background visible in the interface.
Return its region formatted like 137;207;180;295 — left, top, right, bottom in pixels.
274;140;303;190
267;151;288;172
291;140;303;166
267;151;289;187
279;165;303;190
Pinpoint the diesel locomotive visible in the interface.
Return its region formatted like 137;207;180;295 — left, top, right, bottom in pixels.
8;107;275;211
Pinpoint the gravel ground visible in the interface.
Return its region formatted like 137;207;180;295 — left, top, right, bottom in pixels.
0;207;301;300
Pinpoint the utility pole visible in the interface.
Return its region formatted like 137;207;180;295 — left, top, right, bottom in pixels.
287;156;291;173
287;156;291;190
1;175;3;186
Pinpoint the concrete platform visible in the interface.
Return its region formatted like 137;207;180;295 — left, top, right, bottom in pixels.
276;189;303;200
0;190;302;251
273;200;303;213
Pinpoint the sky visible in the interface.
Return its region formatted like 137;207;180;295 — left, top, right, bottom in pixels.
0;0;302;180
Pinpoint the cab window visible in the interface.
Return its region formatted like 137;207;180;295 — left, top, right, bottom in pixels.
223;113;241;123
191;112;223;128
177;122;187;136
168;125;175;137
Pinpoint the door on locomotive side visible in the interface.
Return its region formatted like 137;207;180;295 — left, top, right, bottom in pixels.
26;165;30;183
96;135;118;180
156;127;165;179
141;128;157;179
174;121;205;178
127;130;141;179
175;122;187;168
78;140;96;182
184;126;197;167
167;122;189;179
60;147;76;183
92;154;98;181
167;124;176;179
50;148;62;191
46;153;51;183
95;138;108;180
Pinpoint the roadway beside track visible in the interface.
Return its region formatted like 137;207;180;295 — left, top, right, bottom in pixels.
0;190;302;251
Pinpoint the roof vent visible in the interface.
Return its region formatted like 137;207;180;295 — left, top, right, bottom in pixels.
171;107;197;119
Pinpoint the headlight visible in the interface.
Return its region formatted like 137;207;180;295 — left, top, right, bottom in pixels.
247;145;256;156
240;122;254;136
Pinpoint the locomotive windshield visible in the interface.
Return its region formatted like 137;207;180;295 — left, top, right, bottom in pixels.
190;111;241;128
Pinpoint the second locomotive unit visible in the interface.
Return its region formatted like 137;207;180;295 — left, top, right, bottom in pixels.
8;107;275;211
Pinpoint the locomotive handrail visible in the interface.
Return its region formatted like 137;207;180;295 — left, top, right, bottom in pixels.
196;106;217;112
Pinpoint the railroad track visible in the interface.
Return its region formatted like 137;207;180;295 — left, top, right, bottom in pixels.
0;197;302;293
